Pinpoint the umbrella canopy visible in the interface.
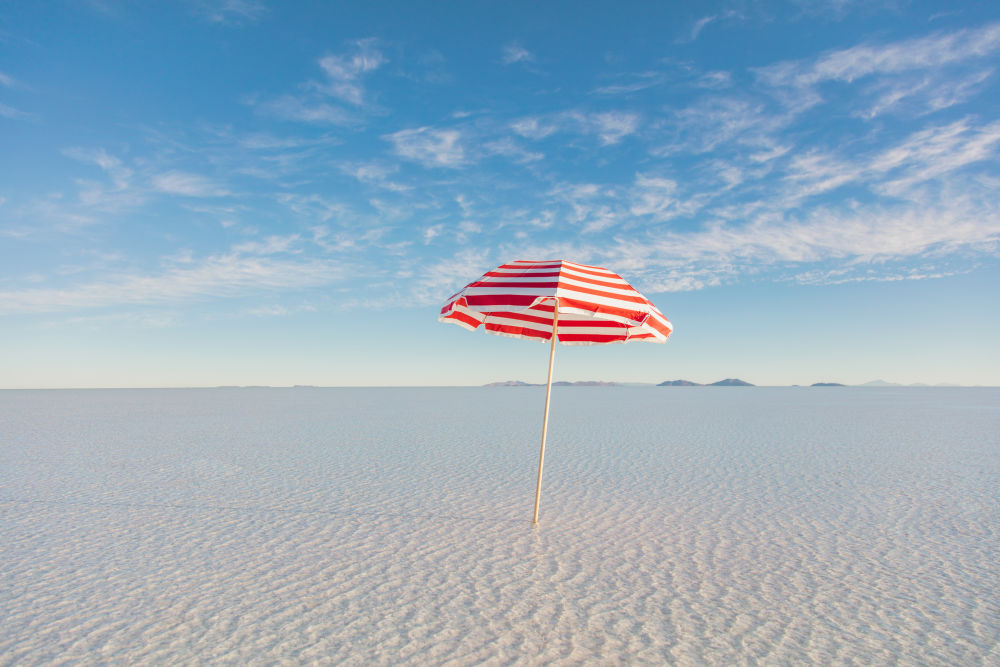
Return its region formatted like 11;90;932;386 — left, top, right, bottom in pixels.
439;259;672;344
440;259;672;525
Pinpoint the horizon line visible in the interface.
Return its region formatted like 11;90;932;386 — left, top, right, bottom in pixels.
2;383;996;390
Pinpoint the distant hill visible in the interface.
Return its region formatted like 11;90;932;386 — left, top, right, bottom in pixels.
485;378;975;388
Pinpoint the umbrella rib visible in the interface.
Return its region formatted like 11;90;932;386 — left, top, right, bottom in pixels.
532;304;559;525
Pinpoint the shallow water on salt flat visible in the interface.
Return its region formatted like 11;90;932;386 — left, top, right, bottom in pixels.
1;387;998;665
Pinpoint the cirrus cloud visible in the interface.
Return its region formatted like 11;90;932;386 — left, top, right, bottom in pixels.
152;171;229;197
385;127;466;168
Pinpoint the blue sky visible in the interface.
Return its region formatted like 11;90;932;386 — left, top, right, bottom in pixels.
2;0;999;387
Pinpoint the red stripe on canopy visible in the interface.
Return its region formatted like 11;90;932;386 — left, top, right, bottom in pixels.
439;259;672;345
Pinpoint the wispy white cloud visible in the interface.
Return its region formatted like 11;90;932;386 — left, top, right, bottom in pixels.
510;116;559;140
342;161;410;192
873;118;1000;195
6;148;147;225
7;12;998;323
386;126;465;168
152;171;229;197
423;224;444;244
454;195;473;217
63;146;121;173
231;234;302;256
246;304;288;317
748;140;792;163
739;24;1000;123
538;172;705;235
63;147;133;189
231;131;333;151
657;96;779;155
629;23;1000;246
317;39;386;105
782;151;862;201
679;11;741;44
3;197;97;236
192;0;267;25
628;174;683;220
544;182;616;233
0;244;346;315
457;219;482;238
445;184;1000;297
780;118;1000;202
276;193;351;223
254;94;357;125
482;137;544;163
755;22;1000;88
592;71;666;96
856;76;931;119
857;68;994;119
250;41;385;127
689;15;718;42
609;197;1000;289
696;71;734;90
501;41;534;65
310;224;391;252
922;68;994;112
410;247;494;304
0;101;31;120
584;111;641;145
790;265;970;287
0;72;27;122
511;110;640;145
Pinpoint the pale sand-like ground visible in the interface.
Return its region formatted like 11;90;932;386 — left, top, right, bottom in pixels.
1;387;997;665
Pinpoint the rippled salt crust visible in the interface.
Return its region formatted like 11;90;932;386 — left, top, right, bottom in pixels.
1;387;997;665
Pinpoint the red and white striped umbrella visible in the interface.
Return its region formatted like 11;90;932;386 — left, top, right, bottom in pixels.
439;259;672;344
440;259;672;524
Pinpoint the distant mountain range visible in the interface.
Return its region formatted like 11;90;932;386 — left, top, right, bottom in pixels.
483;380;537;387
658;378;755;386
486;378;976;387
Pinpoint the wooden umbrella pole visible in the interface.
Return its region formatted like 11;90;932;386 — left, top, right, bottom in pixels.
532;306;559;525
